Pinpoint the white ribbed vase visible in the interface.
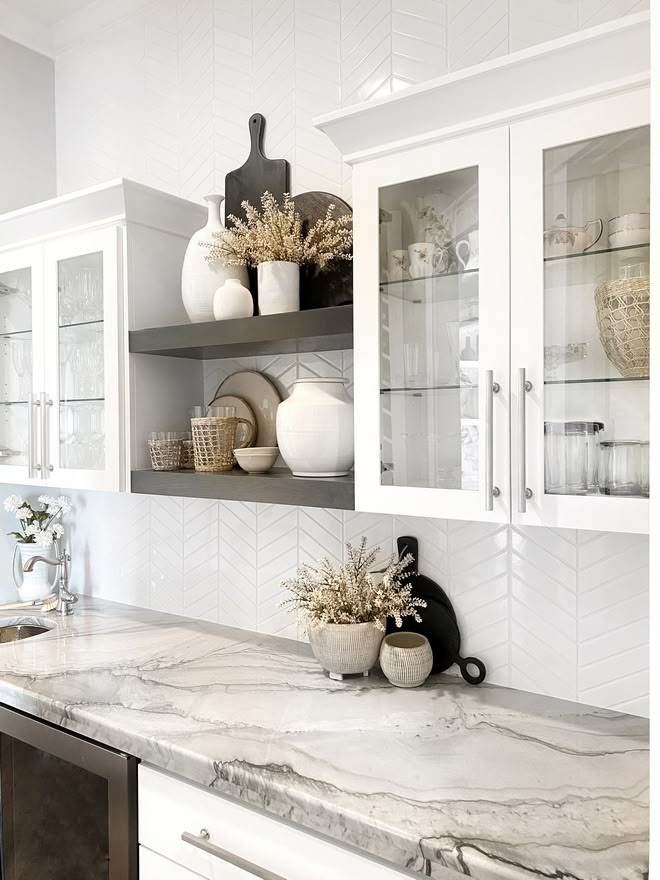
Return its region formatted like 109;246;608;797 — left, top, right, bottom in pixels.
12;542;55;602
308;620;385;681
181;195;249;323
379;632;433;688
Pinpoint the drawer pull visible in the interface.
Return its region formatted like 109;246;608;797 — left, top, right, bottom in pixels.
182;829;289;880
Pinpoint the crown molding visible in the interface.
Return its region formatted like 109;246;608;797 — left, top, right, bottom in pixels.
0;1;54;57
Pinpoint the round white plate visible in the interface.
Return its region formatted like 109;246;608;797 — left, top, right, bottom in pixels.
209;394;257;447
209;371;281;447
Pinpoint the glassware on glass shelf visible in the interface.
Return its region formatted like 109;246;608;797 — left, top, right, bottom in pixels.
598;441;642;497
10;338;30;400
639;441;649;498
544;421;603;496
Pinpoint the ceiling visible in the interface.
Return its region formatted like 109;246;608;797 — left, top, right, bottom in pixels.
2;0;93;25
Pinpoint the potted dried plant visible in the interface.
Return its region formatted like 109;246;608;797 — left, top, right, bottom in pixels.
281;538;425;680
203;192;352;315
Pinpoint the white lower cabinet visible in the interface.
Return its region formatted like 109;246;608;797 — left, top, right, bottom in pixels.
139;765;414;880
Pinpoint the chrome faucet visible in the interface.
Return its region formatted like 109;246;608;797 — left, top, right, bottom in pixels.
23;548;78;616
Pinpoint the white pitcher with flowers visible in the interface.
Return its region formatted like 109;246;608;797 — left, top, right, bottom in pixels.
5;494;72;601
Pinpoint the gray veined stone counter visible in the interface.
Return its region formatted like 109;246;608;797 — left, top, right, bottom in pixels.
0;598;648;880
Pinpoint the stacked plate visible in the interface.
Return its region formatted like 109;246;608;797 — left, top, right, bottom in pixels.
608;213;650;248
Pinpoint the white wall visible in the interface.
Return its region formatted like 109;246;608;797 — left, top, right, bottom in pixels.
0;35;55;212
16;0;647;716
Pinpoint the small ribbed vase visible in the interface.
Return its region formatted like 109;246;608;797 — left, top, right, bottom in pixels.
379;632;433;688
308;620;385;681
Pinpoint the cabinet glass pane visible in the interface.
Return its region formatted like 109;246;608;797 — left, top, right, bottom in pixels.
0;266;32;468
543;126;649;498
379;167;479;489
58;252;105;470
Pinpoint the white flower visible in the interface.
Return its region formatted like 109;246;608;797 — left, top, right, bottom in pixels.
15;506;32;521
24;522;39;536
4;495;23;513
34;528;54;547
52;523;64;538
55;496;72;515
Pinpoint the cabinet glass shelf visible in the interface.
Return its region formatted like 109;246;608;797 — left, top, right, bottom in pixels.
380;270;478;303
60;397;105;404
59;318;104;330
544;375;648;385
381;384;464;393
543;242;649;264
0;329;32;338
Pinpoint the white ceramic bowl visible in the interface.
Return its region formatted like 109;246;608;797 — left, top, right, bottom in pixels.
608;229;650;248
234;446;279;474
608;213;650;235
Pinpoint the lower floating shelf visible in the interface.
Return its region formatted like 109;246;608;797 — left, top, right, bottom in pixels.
131;468;355;510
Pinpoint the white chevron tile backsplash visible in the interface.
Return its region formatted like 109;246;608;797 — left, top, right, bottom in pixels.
54;0;649;718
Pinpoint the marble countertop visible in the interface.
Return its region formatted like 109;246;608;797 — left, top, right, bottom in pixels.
0;598;648;880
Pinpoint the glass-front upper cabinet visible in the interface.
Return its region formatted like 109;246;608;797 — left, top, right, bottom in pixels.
353;128;510;520
511;88;650;533
0;247;45;484
43;228;120;491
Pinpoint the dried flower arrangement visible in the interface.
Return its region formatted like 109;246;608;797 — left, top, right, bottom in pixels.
202;192;352;270
281;537;426;631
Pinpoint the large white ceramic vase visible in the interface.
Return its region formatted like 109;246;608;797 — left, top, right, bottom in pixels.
181;194;249;323
276;378;354;477
12;542;54;602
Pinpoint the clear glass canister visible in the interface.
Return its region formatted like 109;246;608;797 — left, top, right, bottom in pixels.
639;441;649;498
544;422;595;495
598;441;642;496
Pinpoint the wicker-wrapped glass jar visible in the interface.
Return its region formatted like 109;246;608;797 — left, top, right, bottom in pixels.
191;415;254;472
594;276;650;378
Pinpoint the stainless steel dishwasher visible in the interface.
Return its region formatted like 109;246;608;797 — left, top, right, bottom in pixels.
0;704;137;880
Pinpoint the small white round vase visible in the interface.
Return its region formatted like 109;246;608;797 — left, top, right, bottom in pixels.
276;378;354;477
379;632;433;688
213;278;254;320
181;194;249;323
257;261;300;315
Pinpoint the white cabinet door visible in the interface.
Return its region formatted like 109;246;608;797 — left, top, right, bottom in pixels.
141;846;209;879
0;245;47;485
42;227;124;492
352;127;510;521
511;88;650;533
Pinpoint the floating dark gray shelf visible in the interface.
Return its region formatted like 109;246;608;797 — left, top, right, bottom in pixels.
129;305;353;359
131;468;355;510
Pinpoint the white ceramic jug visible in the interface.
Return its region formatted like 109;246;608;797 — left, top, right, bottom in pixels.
181;195;249;323
456;230;479;271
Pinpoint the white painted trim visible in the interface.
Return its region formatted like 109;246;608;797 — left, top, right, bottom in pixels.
0;1;54;57
314;13;650;163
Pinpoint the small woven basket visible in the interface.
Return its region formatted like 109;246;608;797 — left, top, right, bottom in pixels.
181;439;195;470
191;416;253;472
148;439;182;471
594;276;650;378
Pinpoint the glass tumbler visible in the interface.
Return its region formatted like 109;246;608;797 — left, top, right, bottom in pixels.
639;441;649;498
598;441;642;496
544;422;590;495
564;421;604;494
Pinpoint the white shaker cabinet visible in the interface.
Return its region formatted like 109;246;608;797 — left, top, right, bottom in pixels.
0;180;204;492
315;13;650;534
139;765;421;880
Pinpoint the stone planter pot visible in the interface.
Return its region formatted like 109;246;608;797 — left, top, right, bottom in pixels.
308;620;385;681
379;632;433;688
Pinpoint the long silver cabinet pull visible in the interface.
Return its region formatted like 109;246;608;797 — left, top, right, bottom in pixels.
182;830;288;880
39;392;53;478
517;368;533;513
484;371;500;511
27;393;37;478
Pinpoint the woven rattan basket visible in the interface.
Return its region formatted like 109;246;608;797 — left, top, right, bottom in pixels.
594;276;650;378
181;439;195;470
148;439;182;471
191;416;253;472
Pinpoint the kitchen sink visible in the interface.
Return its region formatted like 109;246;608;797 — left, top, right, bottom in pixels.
0;620;53;643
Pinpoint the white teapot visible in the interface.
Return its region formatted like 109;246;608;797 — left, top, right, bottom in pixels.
543;214;603;258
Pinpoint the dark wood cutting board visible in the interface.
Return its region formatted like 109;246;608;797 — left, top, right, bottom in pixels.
224;113;291;227
293;191;353;309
